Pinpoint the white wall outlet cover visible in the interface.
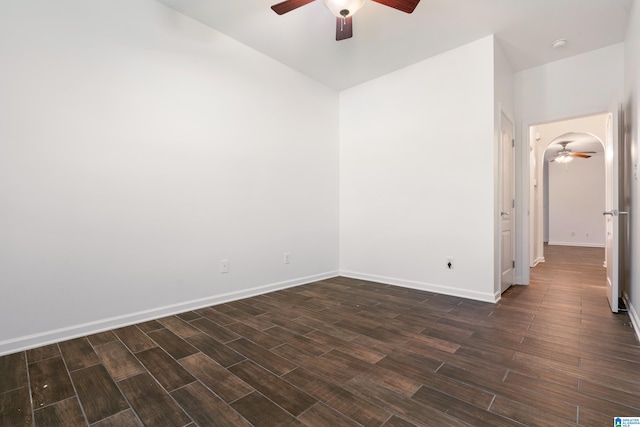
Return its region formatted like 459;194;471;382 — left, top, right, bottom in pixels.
220;259;229;274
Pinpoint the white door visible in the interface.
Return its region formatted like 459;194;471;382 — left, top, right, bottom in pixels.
604;101;623;312
500;112;515;293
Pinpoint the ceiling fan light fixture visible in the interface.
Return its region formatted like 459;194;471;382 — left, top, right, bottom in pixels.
323;0;366;18
556;154;573;163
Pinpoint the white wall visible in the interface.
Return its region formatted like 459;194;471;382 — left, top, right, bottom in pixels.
494;39;515;293
0;0;340;354
548;155;606;246
515;44;625;282
340;36;497;302
624;0;640;340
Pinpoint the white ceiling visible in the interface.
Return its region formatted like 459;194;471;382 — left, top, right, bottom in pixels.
156;0;633;90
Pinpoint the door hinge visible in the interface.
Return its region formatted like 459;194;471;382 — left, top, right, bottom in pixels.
512;199;515;208
512;260;515;268
512;138;515;148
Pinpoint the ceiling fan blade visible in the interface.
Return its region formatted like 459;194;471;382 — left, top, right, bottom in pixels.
336;16;353;41
271;0;314;15
571;153;592;158
576;151;597;154
371;0;421;13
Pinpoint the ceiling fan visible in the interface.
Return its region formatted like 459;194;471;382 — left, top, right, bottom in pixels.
271;0;421;41
550;141;596;163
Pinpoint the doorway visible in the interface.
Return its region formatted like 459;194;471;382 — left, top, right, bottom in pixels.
529;114;608;268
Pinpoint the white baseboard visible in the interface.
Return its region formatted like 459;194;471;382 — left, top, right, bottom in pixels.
339;270;498;304
623;292;640;344
547;242;605;248
0;271;339;357
532;257;545;267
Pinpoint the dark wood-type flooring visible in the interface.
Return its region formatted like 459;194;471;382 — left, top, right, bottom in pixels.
1;245;639;426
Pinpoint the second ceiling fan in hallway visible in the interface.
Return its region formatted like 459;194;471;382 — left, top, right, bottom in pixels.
549;141;597;163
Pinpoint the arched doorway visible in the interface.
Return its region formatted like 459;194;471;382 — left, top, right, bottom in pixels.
529;114;608;266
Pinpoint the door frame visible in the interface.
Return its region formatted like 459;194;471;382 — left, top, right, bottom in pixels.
518;107;619;288
498;108;515;294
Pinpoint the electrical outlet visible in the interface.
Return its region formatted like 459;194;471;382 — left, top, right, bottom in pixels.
284;252;290;264
220;259;229;274
446;256;454;270
570;231;575;237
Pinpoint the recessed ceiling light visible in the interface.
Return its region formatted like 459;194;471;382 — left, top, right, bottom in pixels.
552;38;567;49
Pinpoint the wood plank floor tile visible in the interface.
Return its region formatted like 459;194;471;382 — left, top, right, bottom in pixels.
298;402;362;427
0;352;27;394
176;311;201;322
185;333;246;367
94;341;145;382
157;316;201;338
357;364;422;397
170;381;251;427
258;313;315;335
489;396;578;426
91;409;142;427
578;407;629;427
146;328;198;360
229;360;316;416
227;337;297;375
70;364;129;424
136;320;164;333
195;307;236;325
579;356;640;383
306;330;386;363
438;363;579;421
375;351;443;381
579;378;640;411
411;385;517;427
294;316;361;341
113;326;157;353
273;343;358;385
344;375;470;427
189;317;240;343
263;325;328;355
319;349;373;376
0;387;32;426
135;347;195;391
512;351;640;395
222;300;267;316
58;338;100;371
118;373;190;427
225;322;284;349
230;391;305;427
503;371;635;419
219;309;274;331
179;353;253;403
28;356;76;408
283;367;392;427
381;415;419;427
34;397;86;427
27;344;60;364
87;331;118;347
